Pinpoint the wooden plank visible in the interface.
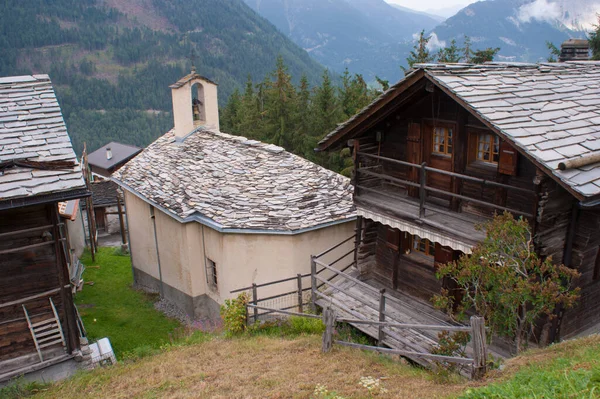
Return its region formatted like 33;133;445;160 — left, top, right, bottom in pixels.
246;304;321;319
0;288;61;309
334;340;474;365
336;318;471;332
0;240;54;255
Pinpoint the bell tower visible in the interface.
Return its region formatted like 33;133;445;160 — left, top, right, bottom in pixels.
170;68;219;139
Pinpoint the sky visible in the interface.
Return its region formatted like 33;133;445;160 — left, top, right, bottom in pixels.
385;0;479;14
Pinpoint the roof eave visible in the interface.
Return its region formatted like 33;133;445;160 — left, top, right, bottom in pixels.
317;69;426;151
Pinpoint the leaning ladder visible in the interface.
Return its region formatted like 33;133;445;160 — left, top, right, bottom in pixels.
23;298;67;362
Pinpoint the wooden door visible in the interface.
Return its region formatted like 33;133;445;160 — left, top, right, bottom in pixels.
434;243;463;310
94;208;106;230
406;122;422;197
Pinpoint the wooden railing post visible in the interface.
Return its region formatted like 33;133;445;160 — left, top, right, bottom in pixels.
419;162;427;218
378;289;386;346
310;256;317;312
322;306;336;353
470;316;487;380
354;216;362;268
252;283;258;323
297;273;303;313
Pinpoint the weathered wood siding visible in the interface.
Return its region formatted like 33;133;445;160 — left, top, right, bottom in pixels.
0;204;77;362
561;209;600;337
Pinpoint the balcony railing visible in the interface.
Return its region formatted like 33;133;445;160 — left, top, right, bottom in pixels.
355;152;536;219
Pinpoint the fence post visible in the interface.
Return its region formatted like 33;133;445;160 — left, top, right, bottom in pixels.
310;256;317;312
252;283;258;324
378;289;386;346
419;162;427;218
297;273;303;313
470;316;487;380
322;306;336;353
354;216;362;268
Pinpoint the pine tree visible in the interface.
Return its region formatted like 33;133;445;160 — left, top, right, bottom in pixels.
404;30;435;72
546;41;561;62
263;56;297;148
221;88;242;133
437;39;462;63
589;16;600;60
292;74;315;160
471;47;500;64
462;35;472;63
312;69;342;138
238;75;260;139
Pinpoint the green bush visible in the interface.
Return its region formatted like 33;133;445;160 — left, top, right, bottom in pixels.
0;378;50;399
220;293;249;336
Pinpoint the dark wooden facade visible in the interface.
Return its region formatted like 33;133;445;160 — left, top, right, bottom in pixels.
333;83;599;341
0;202;80;376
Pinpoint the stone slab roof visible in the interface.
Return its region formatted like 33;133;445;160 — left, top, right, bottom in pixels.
0;75;86;204
319;62;600;201
87;141;142;171
113;129;354;232
89;180;119;208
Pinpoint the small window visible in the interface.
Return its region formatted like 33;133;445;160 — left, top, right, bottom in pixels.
412;235;436;257
432;127;453;155
476;133;500;164
206;258;218;289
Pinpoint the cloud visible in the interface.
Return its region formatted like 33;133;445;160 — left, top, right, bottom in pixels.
517;0;561;24
412;32;446;51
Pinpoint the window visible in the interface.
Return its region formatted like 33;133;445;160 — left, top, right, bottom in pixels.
476;133;500;163
412;235;436;257
206;258;218;289
432;127;453;155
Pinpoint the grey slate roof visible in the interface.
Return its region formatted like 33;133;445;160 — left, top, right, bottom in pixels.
113;129;354;232
89;180;119;208
0;75;86;203
87;141;142;171
320;62;600;200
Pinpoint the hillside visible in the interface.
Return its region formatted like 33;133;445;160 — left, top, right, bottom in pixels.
0;0;325;154
12;333;600;398
430;0;592;63
242;0;440;83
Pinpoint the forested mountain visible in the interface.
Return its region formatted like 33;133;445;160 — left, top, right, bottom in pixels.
242;0;440;83
430;0;592;63
0;0;325;154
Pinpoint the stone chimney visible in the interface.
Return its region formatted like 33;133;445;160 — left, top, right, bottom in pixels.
169;71;219;139
559;39;590;62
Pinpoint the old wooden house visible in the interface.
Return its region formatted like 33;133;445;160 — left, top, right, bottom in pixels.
316;62;600;347
0;75;89;382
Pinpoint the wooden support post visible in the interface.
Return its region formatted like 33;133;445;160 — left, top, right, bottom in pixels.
252;283;258;323
322;307;336;353
378;289;386;346
354;216;362;268
310;256;317;312
297;273;303;313
117;194;127;246
419;162;427;218
470;316;487;380
52;206;77;353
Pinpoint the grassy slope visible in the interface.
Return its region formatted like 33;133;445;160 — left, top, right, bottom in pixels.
460;335;600;399
75;248;180;358
33;335;463;399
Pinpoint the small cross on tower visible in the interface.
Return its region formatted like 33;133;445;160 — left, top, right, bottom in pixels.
188;47;198;74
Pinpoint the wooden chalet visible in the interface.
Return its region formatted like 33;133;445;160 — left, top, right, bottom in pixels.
0;75;89;382
316;62;600;349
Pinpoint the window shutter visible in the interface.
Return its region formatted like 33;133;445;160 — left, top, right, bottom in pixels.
498;140;518;176
385;228;400;251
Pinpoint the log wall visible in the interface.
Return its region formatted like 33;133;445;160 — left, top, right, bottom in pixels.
0;204;77;363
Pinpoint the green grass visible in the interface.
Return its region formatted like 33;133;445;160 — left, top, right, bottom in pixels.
75;247;180;358
459;335;600;398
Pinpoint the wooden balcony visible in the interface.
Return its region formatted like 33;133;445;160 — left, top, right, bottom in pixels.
354;152;537;245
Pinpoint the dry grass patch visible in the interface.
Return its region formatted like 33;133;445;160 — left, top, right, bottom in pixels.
33;335;467;399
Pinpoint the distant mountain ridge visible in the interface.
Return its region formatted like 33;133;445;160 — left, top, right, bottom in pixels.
243;0;440;83
430;0;592;63
0;0;325;154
